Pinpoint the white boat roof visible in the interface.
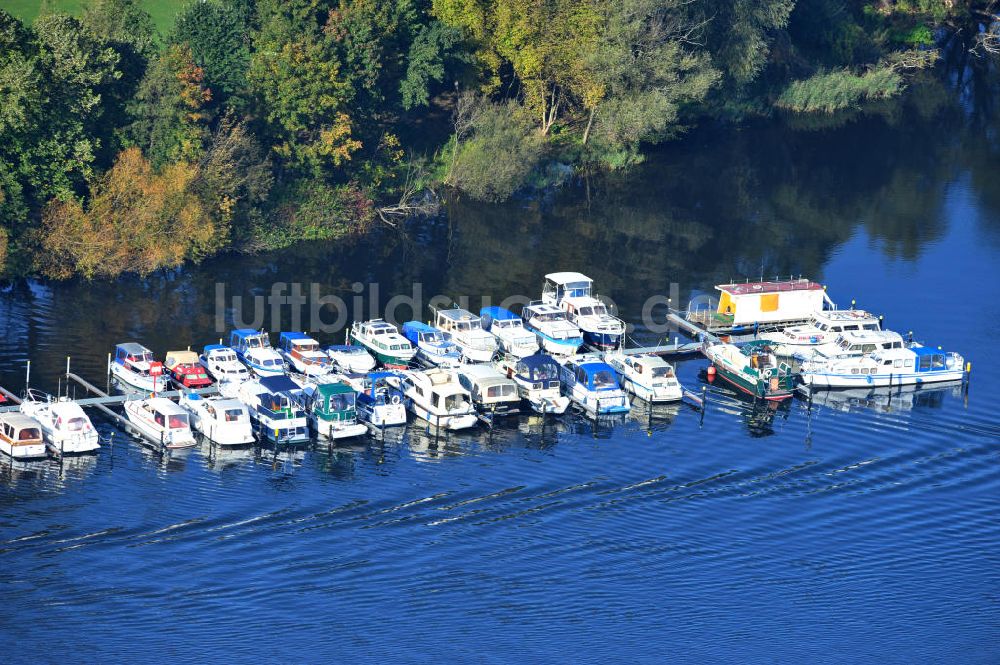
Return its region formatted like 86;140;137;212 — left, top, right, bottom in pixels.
814;309;879;323
437;308;480;322
211;398;246;410
0;413;41;428
525;302;564;315
459;364;513;384
836;330;903;342
545;272;592;285
117;342;152;355
360;319;396;331
145;397;186;415
49;400;88;417
166;350;199;366
717;278;822;295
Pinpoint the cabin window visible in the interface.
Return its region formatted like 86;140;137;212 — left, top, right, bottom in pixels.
919;356;932;371
883;360;893;366
592;371;615;388
829;326;841;332
845;324;860;331
933;354;945;369
225;409;242;422
894;360;903;368
904;359;913;368
851;368;859;374
1;423;9;438
651;367;672;379
863;345;876;353
864;324;879;331
432;394;440;408
168;415;187;429
64;417;87;431
155;413;165;426
19;428;40;440
414;386;423;397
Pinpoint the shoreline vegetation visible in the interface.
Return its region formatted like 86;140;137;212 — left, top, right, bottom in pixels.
0;0;997;279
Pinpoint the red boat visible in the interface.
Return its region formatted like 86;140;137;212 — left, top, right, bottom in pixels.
165;350;214;389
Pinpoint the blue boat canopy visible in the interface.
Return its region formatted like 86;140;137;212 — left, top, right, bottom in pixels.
279;331;313;343
480;306;519;321
402;321;447;344
259;375;301;394
576;361;621;391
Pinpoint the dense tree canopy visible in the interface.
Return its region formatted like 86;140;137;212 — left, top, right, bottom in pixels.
0;0;992;278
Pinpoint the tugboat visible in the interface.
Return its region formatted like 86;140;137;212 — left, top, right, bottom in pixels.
110;343;165;392
604;351;683;403
164;350;213;389
230;329;285;377
278;332;332;376
495;354;570;414
702;340;795;401
522;301;584;356
557;355;630;417
401;321;462;367
480;307;539;358
800;344;965;389
349;319;416;369
19;390;100;454
433;308;498;363
541;272;625;350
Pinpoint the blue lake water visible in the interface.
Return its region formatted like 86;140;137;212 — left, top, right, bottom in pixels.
1;106;999;661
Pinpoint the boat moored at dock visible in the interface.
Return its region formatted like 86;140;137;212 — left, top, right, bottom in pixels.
350;319;416;369
236;375;310;444
522;301;584;356
300;380;368;440
480;307;539;358
400;368;479;430
165;350;214;389
456;364;521;417
347;371;408;427
703;340;795;401
542;272;625;350
110;343;165;393
605;352;683;403
557;355;630;417
230;329;285;377
200;344;251;386
278;332;332;376
179;393;255;445
800;345;965;388
19;390;100;454
433;308;498;363
0;412;47;458
402;321;462;367
325;345;376;374
123;397;197;449
496;354;570;414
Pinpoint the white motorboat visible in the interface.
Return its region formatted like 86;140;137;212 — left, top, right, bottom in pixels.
495;354;570;414
19;390;100;454
433;308;498;363
400;368;479;430
346;371;409;427
455;364;521;417
401;321;463;367
480;307;539;358
200;344;251;385
800;345;965;388
792;330;908;362
522;301;584;356
236;375;310;444
278;332;333;376
0;413;47;459
325;344;377;374
605;352;683;403
123;397;197;449
557;355;631;417
179;393;255;445
541;272;625;350
110;342;165;392
349;319;416;368
230;329;285;377
761;308;883;353
299;379;369;440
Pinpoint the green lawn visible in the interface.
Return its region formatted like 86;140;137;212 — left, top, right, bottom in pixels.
2;0;185;36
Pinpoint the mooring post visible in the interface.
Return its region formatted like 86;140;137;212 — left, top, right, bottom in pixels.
963;361;972;394
25;360;30;391
699;386;707;426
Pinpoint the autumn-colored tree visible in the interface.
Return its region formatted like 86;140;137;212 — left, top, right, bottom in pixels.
130;44;213;169
37;147;218;278
248;0;361;176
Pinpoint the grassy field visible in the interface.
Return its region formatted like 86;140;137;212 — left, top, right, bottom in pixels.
2;0;185;36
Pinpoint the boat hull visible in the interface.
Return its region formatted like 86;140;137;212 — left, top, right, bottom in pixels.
583;330;622;351
0;440;47;459
311;416;368;440
455;344;496;363
349;334;414;369
801;368;964;389
110;363;162;392
620;377;683;403
566;386;630;417
526;394;570;415
713;364;793;401
409;403;478;431
123;403;197;448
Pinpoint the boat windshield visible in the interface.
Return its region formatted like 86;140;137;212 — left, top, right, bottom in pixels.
329;394;356;411
294;341;321;352
421;331;445;343
444;394;469;411
19;427;41;440
650;366;674;379
263;358;281;367
168;414;189;429
217;352;237;363
487;384;515;398
246;336;263;348
863;323;879;331
532;364;558;381
127;352;153;364
61;416;89;431
534;311;567;323
591;370;616;388
579;305;608;317
563;281;591;297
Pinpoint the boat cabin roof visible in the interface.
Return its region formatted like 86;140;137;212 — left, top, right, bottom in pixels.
459;364;511;386
166;350;199;367
0;413;42;429
480;306;519;321
231;328;268;340
258;375;301;394
359;319;397;332
279;332;318;344
402;320;437;336
814;309;879;324
315;382;355;397
327;344;366;353
717;278;822;296
545;272;592;286
524;302;565;316
516;354;560;379
146;397;186;415
116;342;152;356
203;344;234;355
436;308;480;323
